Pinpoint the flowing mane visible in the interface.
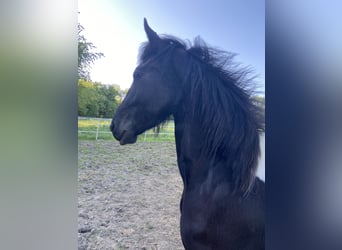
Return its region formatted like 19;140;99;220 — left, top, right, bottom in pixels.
138;35;263;194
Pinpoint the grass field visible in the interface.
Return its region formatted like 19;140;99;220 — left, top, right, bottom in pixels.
78;117;175;142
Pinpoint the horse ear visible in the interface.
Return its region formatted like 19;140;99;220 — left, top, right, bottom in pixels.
144;18;161;47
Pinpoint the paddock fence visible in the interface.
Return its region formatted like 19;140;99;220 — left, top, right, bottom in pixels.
78;116;175;142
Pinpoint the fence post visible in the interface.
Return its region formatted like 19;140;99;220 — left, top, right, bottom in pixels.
95;122;100;140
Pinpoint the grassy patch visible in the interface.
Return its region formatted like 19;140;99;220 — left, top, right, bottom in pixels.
78;117;175;142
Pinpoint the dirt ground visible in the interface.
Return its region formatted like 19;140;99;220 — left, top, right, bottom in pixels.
78;141;184;249
78;136;265;250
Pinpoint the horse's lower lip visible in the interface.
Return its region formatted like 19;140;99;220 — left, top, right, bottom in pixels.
119;130;137;145
111;128;122;141
119;131;127;145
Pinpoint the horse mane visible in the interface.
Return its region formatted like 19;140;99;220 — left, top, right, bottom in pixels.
139;35;264;195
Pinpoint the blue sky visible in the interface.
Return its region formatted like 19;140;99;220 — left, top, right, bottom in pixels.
78;0;264;92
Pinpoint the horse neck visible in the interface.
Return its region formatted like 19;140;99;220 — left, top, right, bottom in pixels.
173;105;234;189
173;95;260;193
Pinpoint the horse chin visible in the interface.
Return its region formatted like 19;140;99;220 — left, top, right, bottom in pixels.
119;131;138;145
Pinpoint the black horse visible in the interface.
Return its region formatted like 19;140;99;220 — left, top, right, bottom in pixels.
111;18;264;250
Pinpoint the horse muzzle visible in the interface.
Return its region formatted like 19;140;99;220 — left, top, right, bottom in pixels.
110;119;138;145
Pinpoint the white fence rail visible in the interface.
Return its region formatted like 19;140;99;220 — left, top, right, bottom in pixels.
78;117;112;140
78;117;175;141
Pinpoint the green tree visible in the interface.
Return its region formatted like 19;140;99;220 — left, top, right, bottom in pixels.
78;80;122;118
78;80;100;117
78;23;104;80
101;84;120;118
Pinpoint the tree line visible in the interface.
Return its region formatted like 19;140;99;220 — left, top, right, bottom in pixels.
78;80;124;118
